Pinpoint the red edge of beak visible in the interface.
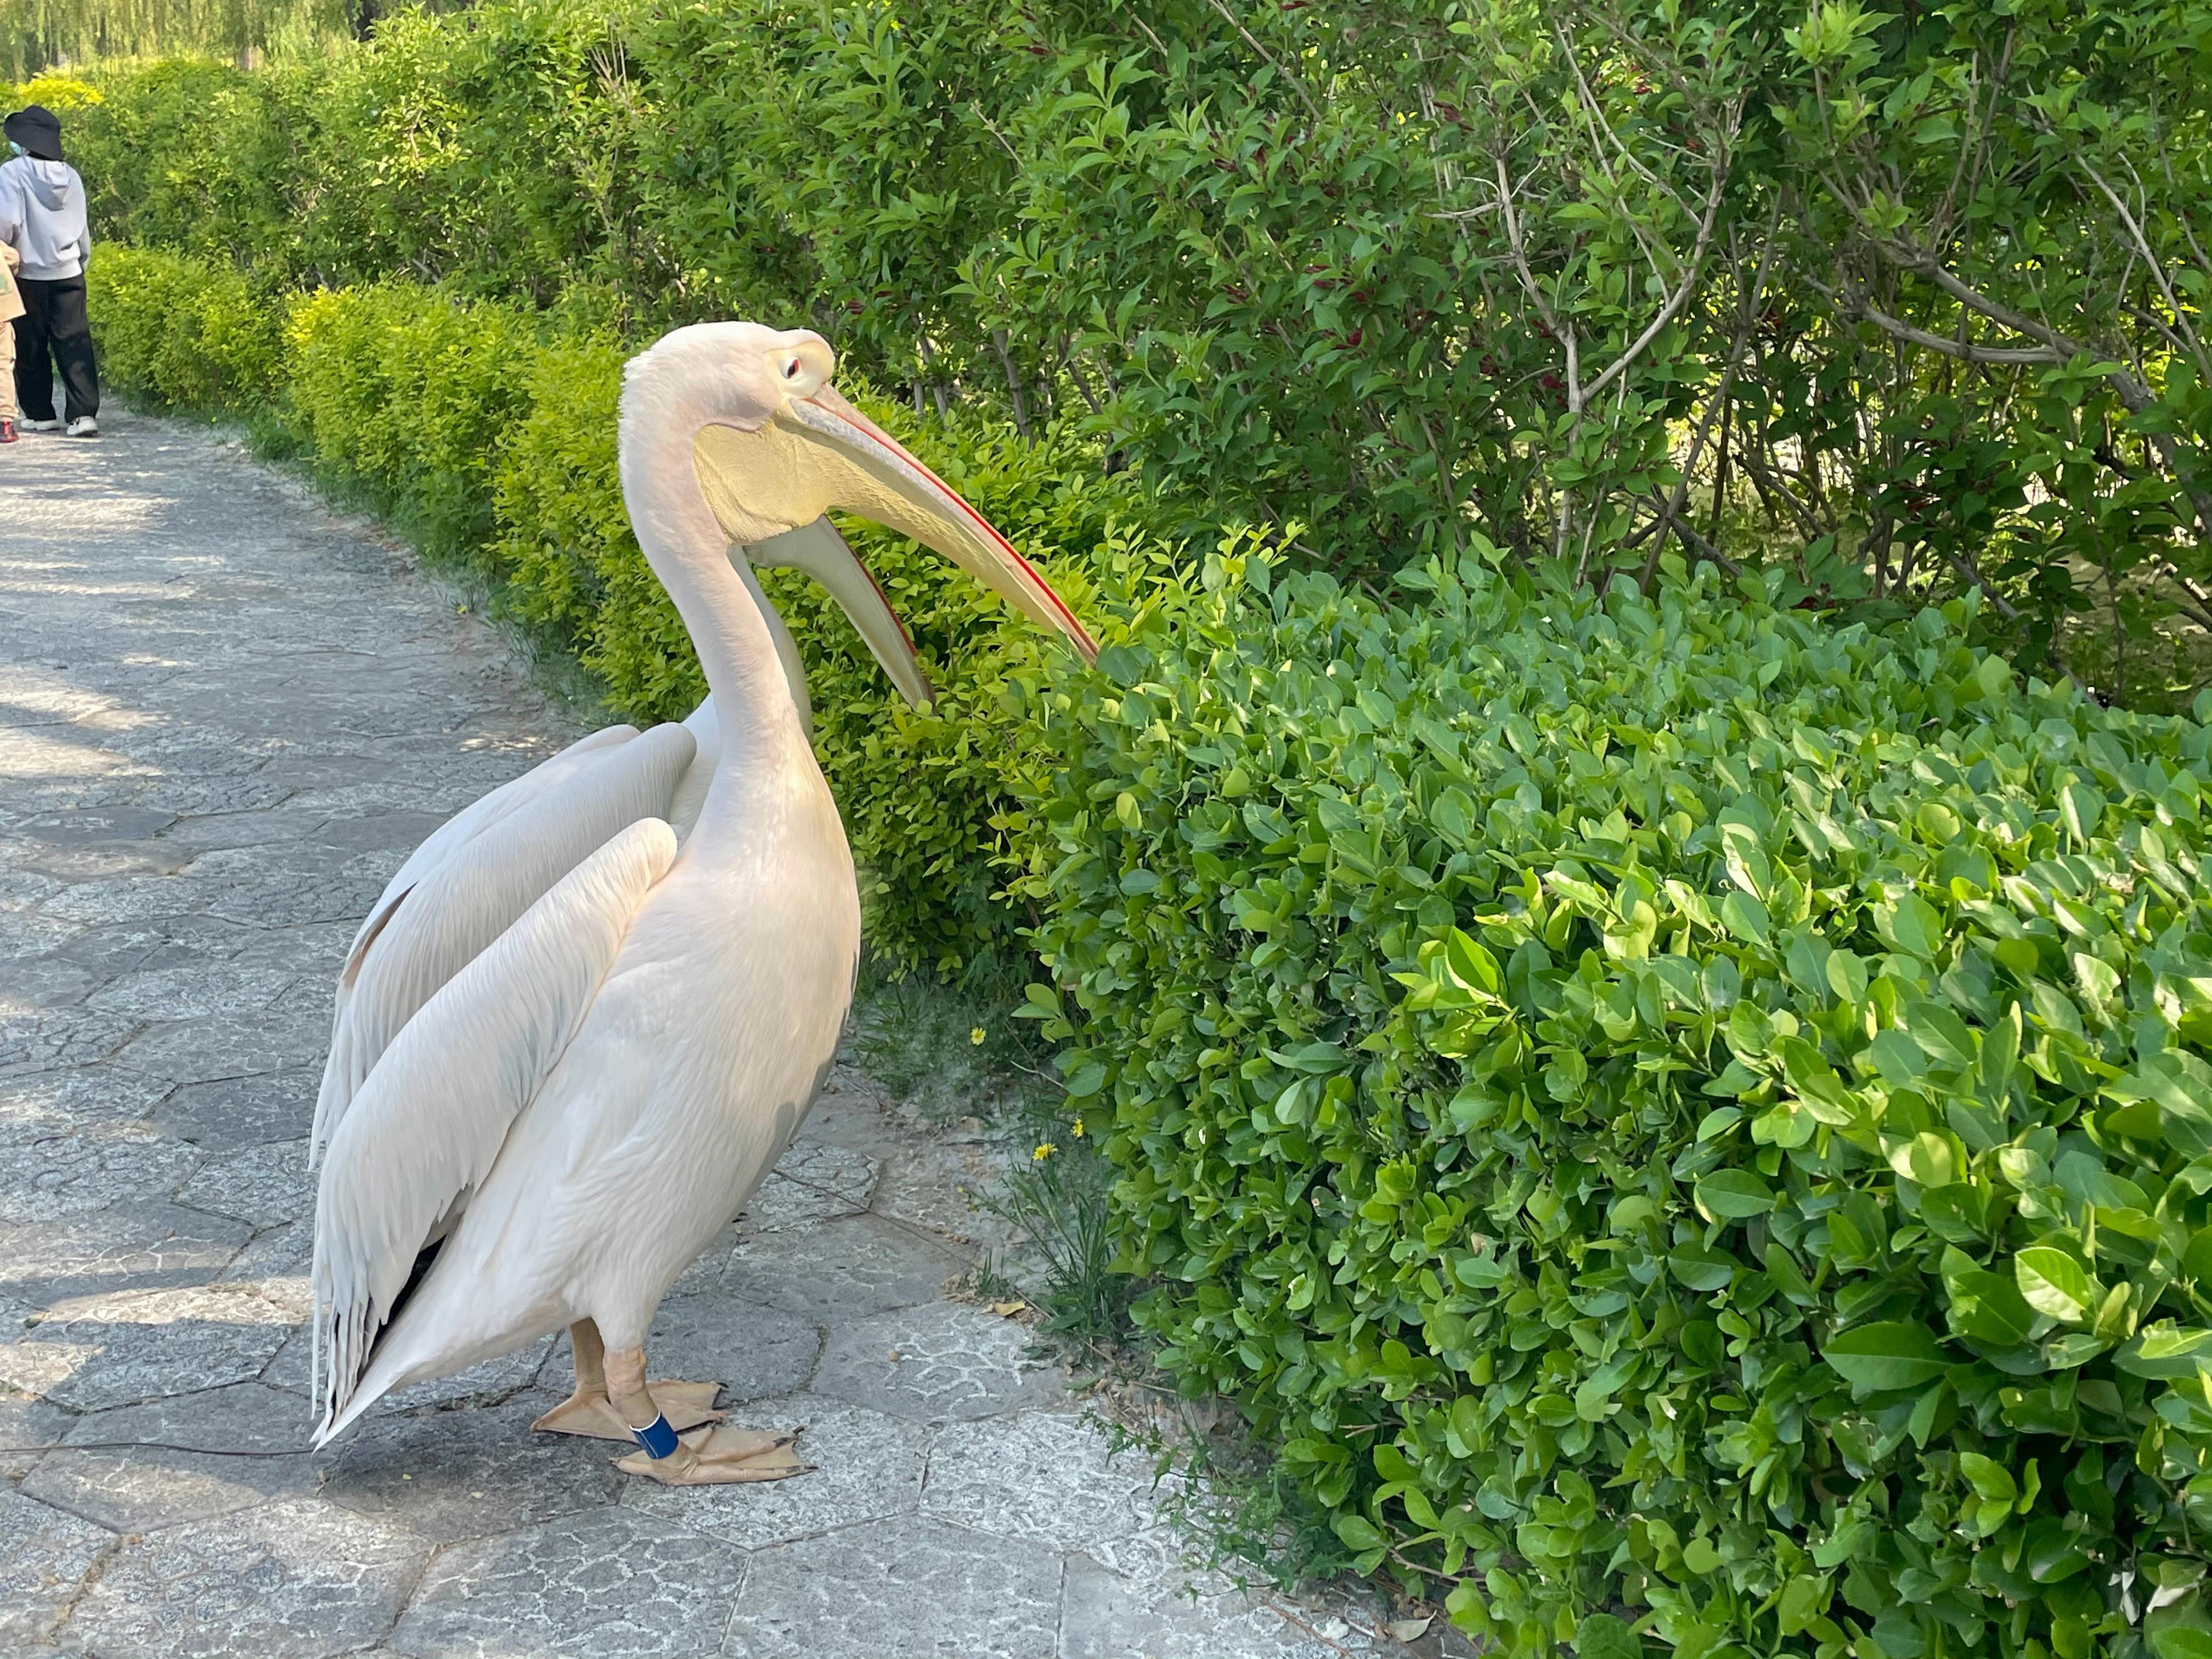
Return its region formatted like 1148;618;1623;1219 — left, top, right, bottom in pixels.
806;391;1101;664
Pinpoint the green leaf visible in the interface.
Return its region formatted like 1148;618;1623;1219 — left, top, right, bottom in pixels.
2016;1247;2096;1323
1957;1452;2017;1504
2061;781;2106;842
1332;1513;1384;1553
1720;890;1770;946
2116;1324;2212;1380
1575;1612;1647;1659
1444;928;1502;995
1879;893;1944;959
1695;1169;1778;1221
1948;1269;2036;1347
1823;1321;1951;1392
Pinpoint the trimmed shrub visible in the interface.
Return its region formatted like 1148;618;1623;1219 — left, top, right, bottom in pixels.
1017;549;2212;1657
281;284;544;562
88;244;287;412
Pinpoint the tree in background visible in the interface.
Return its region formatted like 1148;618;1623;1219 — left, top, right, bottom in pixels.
30;0;2212;708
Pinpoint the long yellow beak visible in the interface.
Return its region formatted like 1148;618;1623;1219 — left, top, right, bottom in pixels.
783;387;1099;664
743;516;935;709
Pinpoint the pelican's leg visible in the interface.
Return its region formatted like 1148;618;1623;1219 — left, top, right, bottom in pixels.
603;1342;810;1486
531;1319;725;1442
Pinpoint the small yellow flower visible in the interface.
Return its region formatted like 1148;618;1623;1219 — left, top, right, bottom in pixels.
1032;1142;1058;1161
970;1026;986;1046
1071;1119;1086;1138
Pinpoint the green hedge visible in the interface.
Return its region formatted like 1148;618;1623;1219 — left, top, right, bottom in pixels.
91;244;1158;972
88;242;285;413
1018;550;2212;1658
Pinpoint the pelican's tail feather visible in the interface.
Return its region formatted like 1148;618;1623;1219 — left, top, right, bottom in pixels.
308;818;679;1443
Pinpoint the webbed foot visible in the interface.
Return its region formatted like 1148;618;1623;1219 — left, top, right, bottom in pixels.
532;1380;724;1442
616;1423;810;1485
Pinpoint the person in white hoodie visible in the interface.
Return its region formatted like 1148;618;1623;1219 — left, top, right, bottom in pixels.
0;105;98;438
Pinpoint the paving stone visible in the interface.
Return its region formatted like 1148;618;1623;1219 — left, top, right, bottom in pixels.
326;1390;622;1543
0;1061;175;1130
111;1013;328;1086
740;1139;882;1232
63;1496;431;1659
0;1488;113;1651
0;1201;251;1302
1059;1553;1352;1659
1;1284;297;1412
390;1508;744;1659
725;1513;1064;1659
0;951;102;1009
0;1005;141;1077
21;1383;325;1532
155;809;324;854
0;865;69;912
0;1391;77;1480
86;961;300;1022
49;912;257;979
206;868;391;930
0;906;84;962
0;1119;204;1223
183;841;368;885
175;1139;312;1228
866;1135;996;1247
155;1069;316;1148
639;1289;823;1402
220;1218;315;1288
227;918;356;979
305;810;449;857
37;876;218;928
14;838;194;883
721;1212;969;1322
16;805;180;845
815;1301;1062;1424
923;1409;1168;1573
623;1395;930;1549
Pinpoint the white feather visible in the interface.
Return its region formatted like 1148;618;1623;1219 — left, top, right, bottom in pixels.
311;723;696;1161
312;817;679;1438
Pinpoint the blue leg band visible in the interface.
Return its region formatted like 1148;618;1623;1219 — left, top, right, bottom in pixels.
630;1412;680;1458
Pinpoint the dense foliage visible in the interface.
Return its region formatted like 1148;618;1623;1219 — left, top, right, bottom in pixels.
1018;549;2212;1657
32;0;2212;706
1;0;362;79
88;244;1154;970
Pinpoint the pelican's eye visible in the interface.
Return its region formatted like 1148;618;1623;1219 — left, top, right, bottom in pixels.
771;337;834;401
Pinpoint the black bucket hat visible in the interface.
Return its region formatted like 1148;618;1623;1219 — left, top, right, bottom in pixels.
4;105;63;162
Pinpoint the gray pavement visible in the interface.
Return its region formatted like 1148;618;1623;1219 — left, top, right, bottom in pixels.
0;412;1357;1658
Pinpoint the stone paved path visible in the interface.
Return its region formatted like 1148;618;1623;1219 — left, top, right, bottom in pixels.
0;412;1355;1658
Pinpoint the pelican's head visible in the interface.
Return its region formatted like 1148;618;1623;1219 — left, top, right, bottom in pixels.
624;322;1098;672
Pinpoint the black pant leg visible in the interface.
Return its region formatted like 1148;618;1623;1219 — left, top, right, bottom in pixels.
40;278;97;421
13;291;54;422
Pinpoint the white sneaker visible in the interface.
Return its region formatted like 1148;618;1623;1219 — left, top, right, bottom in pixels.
65;416;98;438
19;416;59;432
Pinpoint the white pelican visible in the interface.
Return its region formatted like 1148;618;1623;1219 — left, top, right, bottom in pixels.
308;323;1096;1485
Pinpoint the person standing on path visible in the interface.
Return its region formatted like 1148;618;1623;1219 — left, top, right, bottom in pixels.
1;104;98;438
0;239;22;444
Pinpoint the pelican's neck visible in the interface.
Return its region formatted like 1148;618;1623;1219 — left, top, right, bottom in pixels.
619;384;808;777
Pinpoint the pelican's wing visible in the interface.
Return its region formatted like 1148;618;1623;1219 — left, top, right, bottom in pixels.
312;817;679;1439
339;723;642;978
312;722;697;1159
